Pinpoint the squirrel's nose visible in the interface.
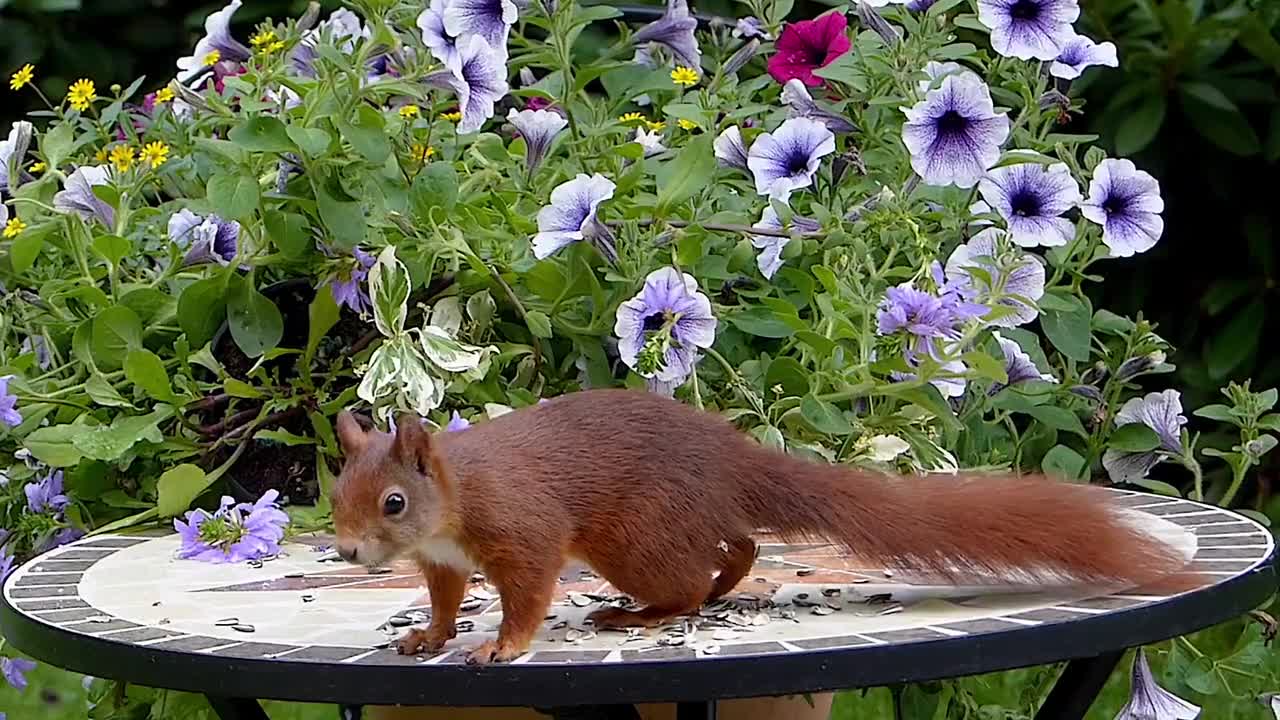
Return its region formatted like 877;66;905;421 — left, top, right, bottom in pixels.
336;543;359;563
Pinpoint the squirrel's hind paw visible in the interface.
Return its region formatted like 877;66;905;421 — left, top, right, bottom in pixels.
464;639;526;665
395;626;453;655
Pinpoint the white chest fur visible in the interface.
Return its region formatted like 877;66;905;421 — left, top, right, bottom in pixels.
415;537;474;572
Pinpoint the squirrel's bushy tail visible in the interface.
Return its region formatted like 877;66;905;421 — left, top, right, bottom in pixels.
741;450;1189;588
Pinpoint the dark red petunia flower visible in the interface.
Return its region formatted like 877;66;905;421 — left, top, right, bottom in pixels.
767;12;852;87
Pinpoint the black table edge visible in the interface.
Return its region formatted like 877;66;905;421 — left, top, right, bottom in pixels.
2;547;1275;708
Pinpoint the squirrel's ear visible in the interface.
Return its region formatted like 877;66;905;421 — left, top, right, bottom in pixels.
336;411;367;457
393;413;434;474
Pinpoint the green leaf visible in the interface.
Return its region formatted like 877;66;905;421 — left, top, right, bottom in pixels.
656;133;716;211
41;122;75;168
177;276;228;347
91;234;131;266
227;277;284;358
302;287;341;373
337;105;391;163
314;170;365;248
85;373;133;408
156;464;210;518
254;428;316;446
10;222;53;272
1183;657;1221;695
1091;309;1134;335
1192;403;1238;423
285;125;332;157
1040;294;1091;361
411;162;459;220
369;246;410;337
765;357;808;397
124;349;178;403
1132;478;1182;497
24;424;84;467
264;211;312;258
1042;445;1086;481
1182;94;1261;156
224;378;265;399
1027;405;1088;437
91;305;143;370
228;116;295;153
1110;423;1161;452
525;310;553;339
1205;299;1262;380
800;395;853;435
1114;94;1166;155
727;306;795;338
207;173;261;221
963;350;1008;384
1258;413;1280;432
71;408;172;462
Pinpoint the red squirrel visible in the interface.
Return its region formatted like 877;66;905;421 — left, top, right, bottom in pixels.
332;389;1186;665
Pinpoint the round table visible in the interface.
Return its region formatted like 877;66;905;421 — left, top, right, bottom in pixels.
2;490;1275;720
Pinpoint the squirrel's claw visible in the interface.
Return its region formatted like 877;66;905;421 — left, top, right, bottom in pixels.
395;626;452;655
464;639;523;665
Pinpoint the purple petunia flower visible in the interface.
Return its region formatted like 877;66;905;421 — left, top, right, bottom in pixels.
750;206;820;279
1102;389;1186;483
532;173;618;262
445;411;471;432
168;208;241;266
747;117;836;201
877;284;986;341
37;526;84;553
0;121;33;193
780;79;857;134
615;267;717;384
330;247;376;314
633;128;667;158
902;73;1010;188
53;166;115;227
945;228;1046;327
176;0;252;82
25;470;69;515
976;0;1080;61
444;35;510;134
916;61;969;94
175;490;290;564
1;657;36;691
714;126;749;172
733;17;771;40
1080;158;1164;258
507;108;568;174
977;162;1080;248
1050;34;1118;80
441;0;519;60
417;0;460;66
20;336;51;371
906;0;938;9
990;332;1056;395
1114;649;1200;720
0;375;20;428
1;545;14;585
292;8;375;77
631;0;701;70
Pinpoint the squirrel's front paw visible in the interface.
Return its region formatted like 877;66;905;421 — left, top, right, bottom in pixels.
395;625;454;655
464;639;525;665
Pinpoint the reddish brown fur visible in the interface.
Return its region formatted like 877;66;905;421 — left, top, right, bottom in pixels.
332;389;1187;664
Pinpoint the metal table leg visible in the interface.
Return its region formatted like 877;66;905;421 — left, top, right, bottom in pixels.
676;700;717;719
340;705;364;720
206;696;270;720
1034;650;1125;720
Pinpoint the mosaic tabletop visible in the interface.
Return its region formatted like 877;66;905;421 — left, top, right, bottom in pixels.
2;490;1276;707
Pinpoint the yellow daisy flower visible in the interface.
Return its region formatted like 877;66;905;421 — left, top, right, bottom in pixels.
670;66;699;87
9;64;34;92
94;148;108;164
442;111;462;122
265;40;287;54
410;143;436;163
154;87;175;104
109;144;135;172
645;120;666;131
677;118;698;131
3;218;26;239
140;141;171;169
29;161;46;173
251;29;277;48
203;50;222;67
618;112;645;125
67;78;96;112
399;104;421;119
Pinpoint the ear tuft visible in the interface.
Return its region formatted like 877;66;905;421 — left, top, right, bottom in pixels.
393;413;433;474
336;410;368;457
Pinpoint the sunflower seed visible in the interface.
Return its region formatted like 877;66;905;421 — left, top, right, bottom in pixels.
285;573;305;579
302;594;316;603
726;614;751;627
566;629;596;643
796;568;815;577
878;605;904;616
215;618;240;627
87;616;112;624
455;620;474;632
811;606;834;616
369;567;392;575
388;616;413;627
882;570;895;578
550;620;568;631
712;629;737;641
459;599;483;611
717;540;730;552
232;624;256;633
469;573;486;583
569;592;592;607
700;643;721;655
468;588;497;601
750;613;770;626
248;560;264;569
822;588;841;597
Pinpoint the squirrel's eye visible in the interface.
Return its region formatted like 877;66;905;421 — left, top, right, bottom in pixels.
383;493;406;517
